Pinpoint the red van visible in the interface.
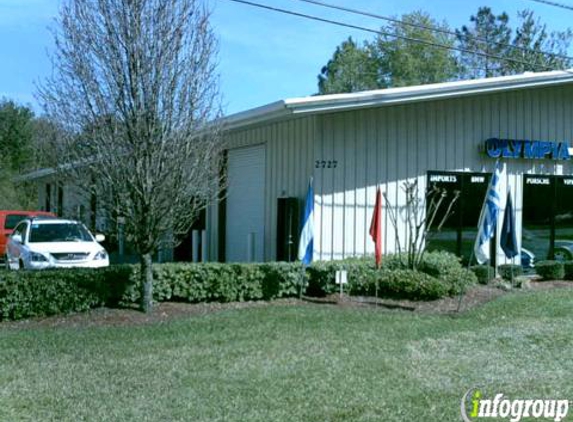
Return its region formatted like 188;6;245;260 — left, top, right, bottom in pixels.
0;211;56;259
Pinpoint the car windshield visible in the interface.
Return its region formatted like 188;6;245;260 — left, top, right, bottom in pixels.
28;223;93;243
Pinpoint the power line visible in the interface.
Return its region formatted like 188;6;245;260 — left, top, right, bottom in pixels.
226;0;558;72
292;0;573;62
525;0;573;12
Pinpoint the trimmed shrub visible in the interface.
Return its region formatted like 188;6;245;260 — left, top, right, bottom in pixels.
0;262;307;321
470;265;495;285
563;261;573;280
380;253;409;270
417;251;477;295
304;251;476;298
498;264;523;281
346;263;379;296
305;260;346;297
0;268;110;320
535;260;564;281
260;262;304;299
306;257;380;297
378;269;447;301
122;262;305;304
0;252;477;321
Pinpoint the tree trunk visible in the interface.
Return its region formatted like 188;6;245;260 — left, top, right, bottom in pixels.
140;253;153;313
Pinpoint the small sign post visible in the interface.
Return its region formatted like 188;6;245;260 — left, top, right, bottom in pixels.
335;270;348;298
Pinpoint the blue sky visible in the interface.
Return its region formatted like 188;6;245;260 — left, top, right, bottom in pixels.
1;0;573;116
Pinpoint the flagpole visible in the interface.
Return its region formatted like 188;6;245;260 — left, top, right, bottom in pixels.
457;248;477;313
300;264;305;299
369;184;382;306
458;188;490;313
500;188;518;288
297;177;314;300
458;161;503;312
374;183;382;307
376;184;379;307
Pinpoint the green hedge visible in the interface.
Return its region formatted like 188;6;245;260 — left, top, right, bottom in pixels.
378;269;448;300
470;265;495;285
114;262;306;304
498;264;523;281
564;261;573;280
0;267;128;320
305;257;378;297
417;251;477;295
305;251;476;300
0;263;304;321
535;260;564;281
0;251;479;321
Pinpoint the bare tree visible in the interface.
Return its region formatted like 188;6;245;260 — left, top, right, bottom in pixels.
384;180;459;270
38;0;224;312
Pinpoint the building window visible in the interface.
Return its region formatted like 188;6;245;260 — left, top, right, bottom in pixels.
553;176;573;261
523;175;573;261
426;171;490;263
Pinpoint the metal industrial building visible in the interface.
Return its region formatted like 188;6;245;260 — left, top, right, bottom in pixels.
32;70;573;265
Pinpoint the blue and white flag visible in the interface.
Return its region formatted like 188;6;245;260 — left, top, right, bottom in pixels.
298;178;314;265
474;162;503;264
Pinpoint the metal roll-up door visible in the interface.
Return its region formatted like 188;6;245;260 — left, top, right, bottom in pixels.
226;145;265;262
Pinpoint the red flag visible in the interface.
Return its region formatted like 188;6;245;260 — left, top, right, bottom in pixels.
369;187;383;268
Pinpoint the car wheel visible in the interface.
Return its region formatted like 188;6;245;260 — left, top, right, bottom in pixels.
554;247;573;262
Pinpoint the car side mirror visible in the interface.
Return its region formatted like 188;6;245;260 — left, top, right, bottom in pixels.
11;234;22;243
95;234;105;242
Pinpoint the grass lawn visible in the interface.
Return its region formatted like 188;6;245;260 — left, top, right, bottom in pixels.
1;288;572;422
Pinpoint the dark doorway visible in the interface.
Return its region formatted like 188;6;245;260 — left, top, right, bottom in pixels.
174;209;207;262
276;197;299;261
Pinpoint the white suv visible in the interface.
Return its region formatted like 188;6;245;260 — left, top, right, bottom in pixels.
5;217;109;270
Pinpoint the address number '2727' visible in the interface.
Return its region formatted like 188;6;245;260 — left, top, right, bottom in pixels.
315;160;338;169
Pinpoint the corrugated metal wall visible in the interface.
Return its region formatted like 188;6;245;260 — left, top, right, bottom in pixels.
217;84;573;263
314;84;573;263
209;116;316;261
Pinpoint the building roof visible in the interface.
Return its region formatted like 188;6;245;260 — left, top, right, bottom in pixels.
17;70;573;182
224;70;573;130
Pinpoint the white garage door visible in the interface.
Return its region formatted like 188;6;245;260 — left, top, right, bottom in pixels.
226;145;265;262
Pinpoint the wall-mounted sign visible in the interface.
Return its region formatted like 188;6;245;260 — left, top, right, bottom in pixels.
525;177;550;185
485;138;571;161
429;174;457;183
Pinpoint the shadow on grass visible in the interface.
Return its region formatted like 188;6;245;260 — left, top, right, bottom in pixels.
301;295;416;311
